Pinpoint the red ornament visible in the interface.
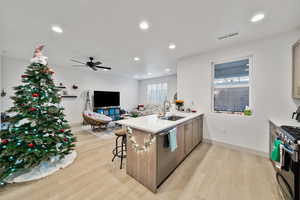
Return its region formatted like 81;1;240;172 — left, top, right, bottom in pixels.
63;138;68;142
29;107;37;112
21;75;27;78
28;143;35;148
59;129;65;133
20;103;25;106
32;93;40;97
2;139;9;145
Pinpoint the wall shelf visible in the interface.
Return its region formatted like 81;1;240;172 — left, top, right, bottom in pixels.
61;95;77;98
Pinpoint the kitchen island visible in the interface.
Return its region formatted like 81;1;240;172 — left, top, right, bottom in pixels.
117;112;204;192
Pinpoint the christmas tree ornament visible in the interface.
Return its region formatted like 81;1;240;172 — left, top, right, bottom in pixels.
28;143;35;148
29;107;37;112
8;156;14;161
2;139;9;145
32;93;40;97
0;45;76;185
15;159;23;164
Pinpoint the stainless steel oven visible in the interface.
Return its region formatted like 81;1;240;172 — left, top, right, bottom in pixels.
276;126;300;200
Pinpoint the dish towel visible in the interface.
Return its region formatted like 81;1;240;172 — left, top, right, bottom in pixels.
271;139;282;162
168;128;177;152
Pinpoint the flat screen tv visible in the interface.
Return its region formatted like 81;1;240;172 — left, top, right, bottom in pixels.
94;91;120;107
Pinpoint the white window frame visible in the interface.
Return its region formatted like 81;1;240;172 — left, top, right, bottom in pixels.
211;55;253;115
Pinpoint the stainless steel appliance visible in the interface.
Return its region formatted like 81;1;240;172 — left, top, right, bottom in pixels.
157;128;177;186
276;126;300;200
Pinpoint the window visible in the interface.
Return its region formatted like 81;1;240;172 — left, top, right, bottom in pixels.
212;58;251;113
147;83;168;104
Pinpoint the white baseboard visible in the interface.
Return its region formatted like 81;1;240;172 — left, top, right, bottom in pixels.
203;139;269;158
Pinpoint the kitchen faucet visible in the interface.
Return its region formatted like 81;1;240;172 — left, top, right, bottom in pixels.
162;100;171;117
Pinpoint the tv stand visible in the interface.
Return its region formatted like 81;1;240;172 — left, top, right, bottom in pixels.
94;106;120;121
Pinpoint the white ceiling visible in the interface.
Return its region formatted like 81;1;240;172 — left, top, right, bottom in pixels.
1;0;300;79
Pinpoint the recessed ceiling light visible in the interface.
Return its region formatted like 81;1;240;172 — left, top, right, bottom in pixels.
251;13;265;23
169;43;176;50
139;21;150;30
134;57;140;61
147;72;152;76
165;68;171;72
51;25;63;33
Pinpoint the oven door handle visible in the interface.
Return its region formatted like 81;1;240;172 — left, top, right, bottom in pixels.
282;145;295;155
282;144;298;162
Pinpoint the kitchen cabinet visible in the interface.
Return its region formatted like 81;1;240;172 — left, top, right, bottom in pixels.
293;40;300;98
123;113;204;193
192;116;203;148
176;124;185;165
184;120;194;155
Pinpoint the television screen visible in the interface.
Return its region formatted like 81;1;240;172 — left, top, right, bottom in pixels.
94;91;120;107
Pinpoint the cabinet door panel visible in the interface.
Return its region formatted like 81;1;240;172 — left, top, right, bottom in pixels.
199;116;203;143
176;125;185;165
192;119;199;148
184;121;193;155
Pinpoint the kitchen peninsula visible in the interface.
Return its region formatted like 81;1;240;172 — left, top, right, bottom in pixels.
117;112;204;192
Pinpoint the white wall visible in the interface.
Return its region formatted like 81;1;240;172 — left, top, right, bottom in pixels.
138;74;177;104
0;56;139;124
178;29;300;153
0;55;3;114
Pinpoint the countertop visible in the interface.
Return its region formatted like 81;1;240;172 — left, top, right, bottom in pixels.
117;111;204;133
269;118;300;127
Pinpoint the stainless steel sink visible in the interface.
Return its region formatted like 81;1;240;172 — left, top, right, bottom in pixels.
160;115;185;121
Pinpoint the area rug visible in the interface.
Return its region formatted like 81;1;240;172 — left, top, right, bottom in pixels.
72;123;120;139
5;151;77;183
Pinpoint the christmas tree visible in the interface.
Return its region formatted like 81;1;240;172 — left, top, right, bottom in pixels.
0;46;76;185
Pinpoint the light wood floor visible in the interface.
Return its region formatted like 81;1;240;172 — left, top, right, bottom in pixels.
0;130;282;200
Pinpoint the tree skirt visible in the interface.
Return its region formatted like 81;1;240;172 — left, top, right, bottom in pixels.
5;151;77;183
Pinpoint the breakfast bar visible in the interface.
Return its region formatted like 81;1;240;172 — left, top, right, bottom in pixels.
117;112;204;192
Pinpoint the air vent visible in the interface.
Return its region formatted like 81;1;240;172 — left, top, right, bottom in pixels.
218;32;239;40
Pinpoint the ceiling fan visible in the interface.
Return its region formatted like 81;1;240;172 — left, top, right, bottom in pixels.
71;57;111;71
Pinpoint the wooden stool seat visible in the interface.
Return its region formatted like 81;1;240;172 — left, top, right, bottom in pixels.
114;129;127;136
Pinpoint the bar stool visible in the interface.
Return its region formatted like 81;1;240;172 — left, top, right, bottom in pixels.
112;129;127;169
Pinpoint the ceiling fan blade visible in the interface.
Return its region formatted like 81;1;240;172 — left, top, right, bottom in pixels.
90;66;98;71
94;61;102;65
95;66;111;70
72;65;86;67
71;59;86;65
